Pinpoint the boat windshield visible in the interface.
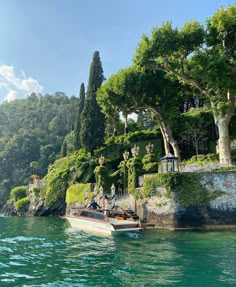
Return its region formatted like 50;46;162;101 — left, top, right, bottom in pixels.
80;210;106;221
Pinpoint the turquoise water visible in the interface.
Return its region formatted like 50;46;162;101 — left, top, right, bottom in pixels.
0;216;235;287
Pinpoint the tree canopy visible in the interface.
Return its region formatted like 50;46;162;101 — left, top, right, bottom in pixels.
133;5;236;164
97;66;183;157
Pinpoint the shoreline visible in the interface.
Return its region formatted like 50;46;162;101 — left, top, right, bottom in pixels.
142;223;236;231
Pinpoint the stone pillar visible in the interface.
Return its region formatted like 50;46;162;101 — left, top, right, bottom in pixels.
111;184;116;210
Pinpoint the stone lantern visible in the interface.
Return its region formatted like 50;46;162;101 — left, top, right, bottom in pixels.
160;153;179;172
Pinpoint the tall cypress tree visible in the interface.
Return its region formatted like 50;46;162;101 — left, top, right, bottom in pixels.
61;141;67;157
80;51;105;154
74;83;85;150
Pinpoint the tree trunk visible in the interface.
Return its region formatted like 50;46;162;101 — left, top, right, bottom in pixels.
215;117;232;165
195;141;199;156
124;114;128;135
212;95;235;165
159;124;171;155
146;105;181;159
160;120;181;159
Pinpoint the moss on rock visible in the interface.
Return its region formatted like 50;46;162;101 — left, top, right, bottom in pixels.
142;172;224;208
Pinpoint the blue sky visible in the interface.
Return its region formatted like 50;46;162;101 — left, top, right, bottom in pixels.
0;0;235;101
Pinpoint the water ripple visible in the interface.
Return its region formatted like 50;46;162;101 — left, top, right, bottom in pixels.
0;217;235;287
1;236;45;243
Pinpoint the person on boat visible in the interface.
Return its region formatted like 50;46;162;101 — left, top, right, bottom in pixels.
88;200;100;210
104;195;110;216
104;195;110;210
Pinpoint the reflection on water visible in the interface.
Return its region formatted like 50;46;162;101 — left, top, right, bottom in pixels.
0;216;235;287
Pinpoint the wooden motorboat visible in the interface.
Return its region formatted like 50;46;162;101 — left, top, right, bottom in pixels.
65;209;142;235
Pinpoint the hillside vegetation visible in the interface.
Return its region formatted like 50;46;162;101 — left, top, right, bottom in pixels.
0;93;79;205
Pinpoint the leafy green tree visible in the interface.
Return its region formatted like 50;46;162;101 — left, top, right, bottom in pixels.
74;83;85;150
97;66;182;158
134;5;236;164
179;118;209;155
80;51;105;154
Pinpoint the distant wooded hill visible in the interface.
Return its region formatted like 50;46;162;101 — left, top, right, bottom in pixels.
0;92;79;205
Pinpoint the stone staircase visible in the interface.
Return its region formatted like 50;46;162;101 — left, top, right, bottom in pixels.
123;209;140;221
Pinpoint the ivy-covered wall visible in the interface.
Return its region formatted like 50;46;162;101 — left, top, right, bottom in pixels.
133;171;236;228
66;183;92;205
141;172;224;207
65;183;93;215
95;133;162;163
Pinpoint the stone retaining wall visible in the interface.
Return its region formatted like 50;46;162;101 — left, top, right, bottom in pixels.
118;172;236;229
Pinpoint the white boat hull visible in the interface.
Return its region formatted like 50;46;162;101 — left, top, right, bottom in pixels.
66;216;114;235
65;215;142;235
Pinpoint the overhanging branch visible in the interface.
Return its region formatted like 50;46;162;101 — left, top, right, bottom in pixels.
162;58;209;97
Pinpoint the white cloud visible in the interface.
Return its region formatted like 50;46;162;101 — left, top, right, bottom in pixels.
5;90;18;102
21;77;43;94
0;65;43;102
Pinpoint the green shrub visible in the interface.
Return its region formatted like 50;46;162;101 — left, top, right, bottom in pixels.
14;197;30;211
10;186;28;202
183;153;219;166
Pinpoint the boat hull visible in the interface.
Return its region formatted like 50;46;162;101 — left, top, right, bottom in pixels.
65;215;142;235
66;215;114;235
